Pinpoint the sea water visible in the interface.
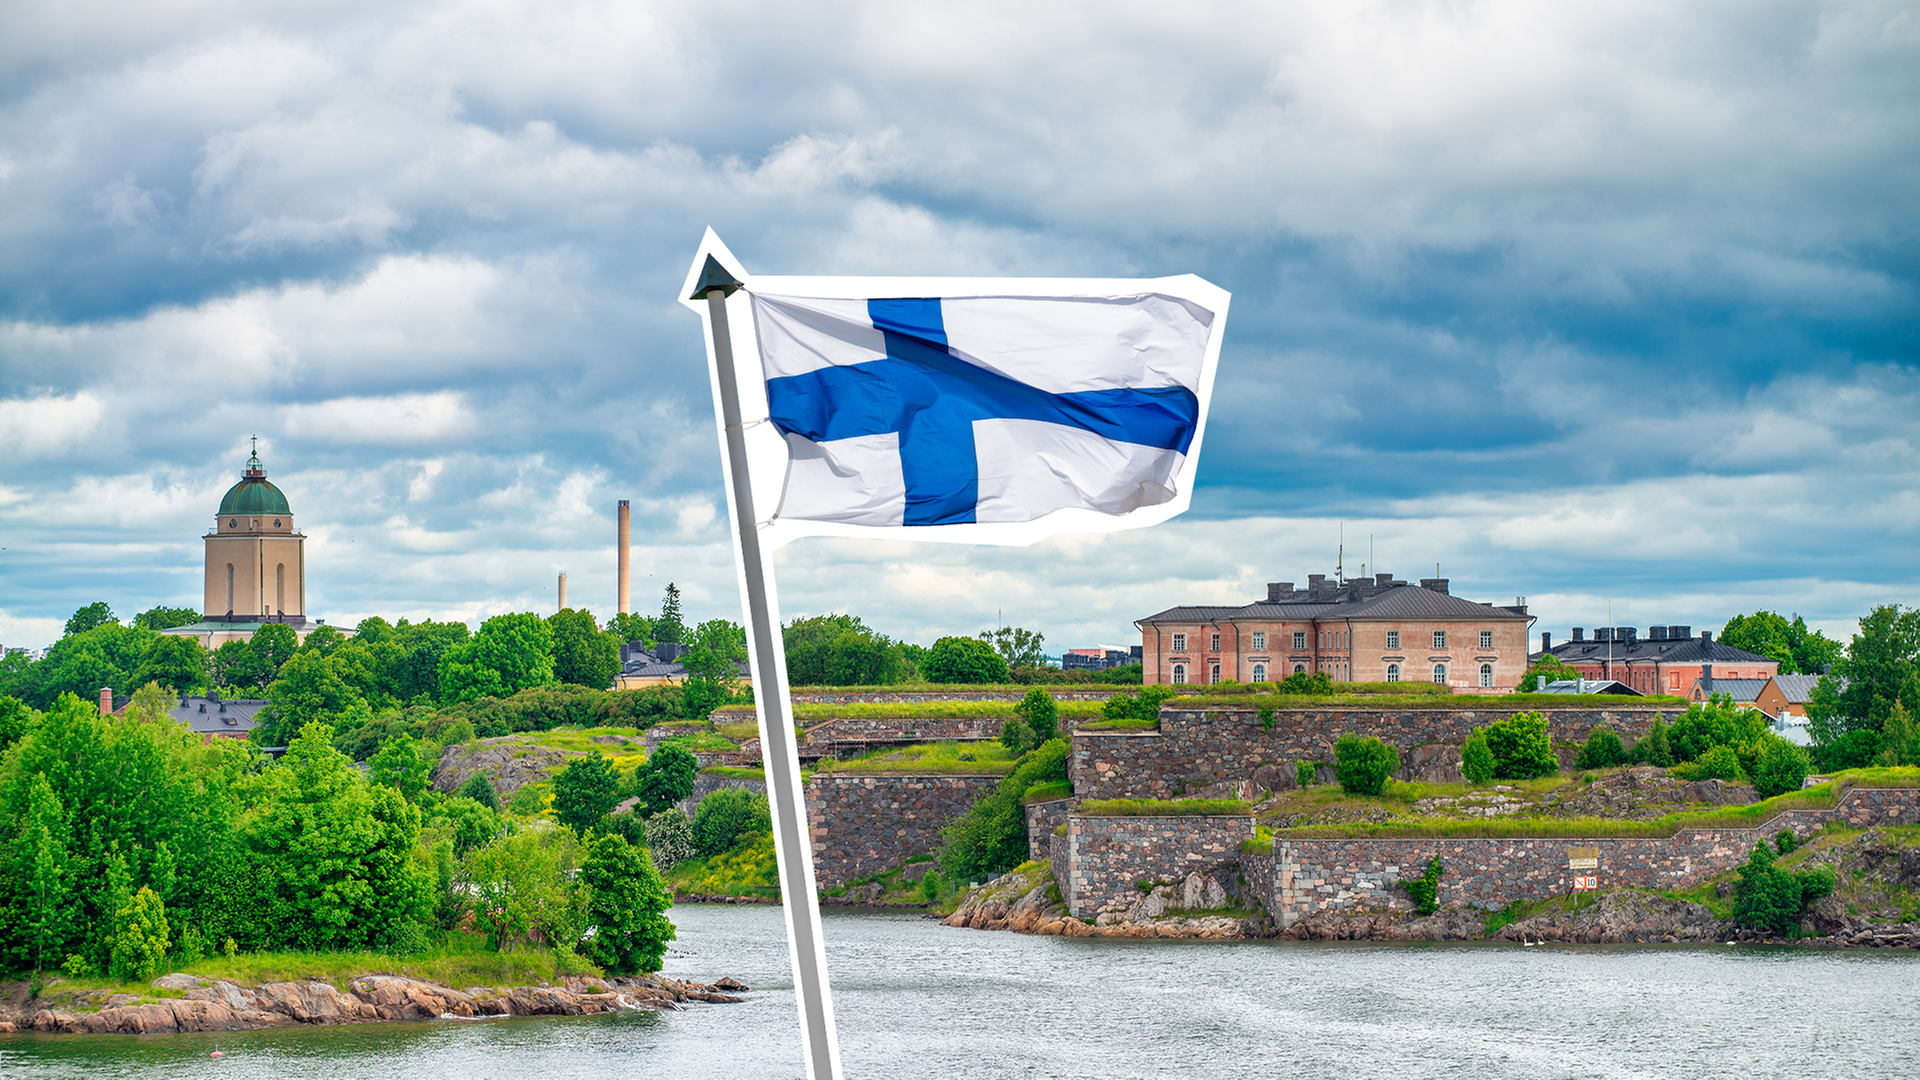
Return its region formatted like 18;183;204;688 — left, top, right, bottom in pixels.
3;904;1915;1079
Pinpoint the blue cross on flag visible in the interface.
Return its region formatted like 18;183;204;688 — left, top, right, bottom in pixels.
681;234;1228;548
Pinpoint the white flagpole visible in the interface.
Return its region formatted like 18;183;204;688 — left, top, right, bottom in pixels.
695;259;843;1080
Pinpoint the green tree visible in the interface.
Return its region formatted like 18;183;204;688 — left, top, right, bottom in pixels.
1879;701;1920;767
1719;611;1843;676
250;623;300;676
133;635;210;695
457;773;500;812
65;602;118;637
244;722;431;950
210;640;269;691
1668;693;1769;763
438;613;557;704
979;626;1046;669
1461;728;1495;784
16;623;157;708
463;827;588;952
430;796;502;857
1483;712;1559;779
682;619;748;687
0;696;37;754
353;616;397;645
1631;719;1675;767
1334;734;1400;796
1576;727;1626;770
1751;737;1813;799
692;788;770;858
132;606;201;631
369;733;431;803
300;624;348;657
1807;605;1920;765
579;833;675;975
633;745;698;817
263;649;365;741
1016;688;1059;744
552;753;622;833
783;614;907;686
923;636;1009;684
549;609;619;689
642;808;695;869
999;717;1029;753
607;612;656;646
656;583;686;646
1101;683;1179;722
1731;841;1834;935
938;739;1068;880
110;886;170;982
1517;653;1578;692
17;774;75;973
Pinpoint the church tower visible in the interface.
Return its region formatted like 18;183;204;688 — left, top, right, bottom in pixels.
203;441;307;626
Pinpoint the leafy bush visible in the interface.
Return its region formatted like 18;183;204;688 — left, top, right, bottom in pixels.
1576;727;1626;770
1461;729;1495;784
1483;712;1559;779
457;773;500;811
1669;693;1770;763
1751;737;1812;799
1732;842;1835;934
1334;734;1400;796
1296;760;1316;789
1275;670;1335;695
1680;744;1746;781
633;744;698;816
110;886;170;982
1403;856;1445;915
1775;830;1797;855
1016;689;1059;744
999;717;1029;753
642;808;695;869
937;740;1068;880
1630;720;1675;767
552;753;622;833
1101;684;1179;722
692;788;770;859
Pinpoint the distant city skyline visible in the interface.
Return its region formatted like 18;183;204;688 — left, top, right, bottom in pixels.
2;1;1914;654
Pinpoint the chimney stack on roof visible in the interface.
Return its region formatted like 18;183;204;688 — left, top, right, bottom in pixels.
98;686;112;716
1419;578;1450;595
1542;631;1552;653
617;500;631;615
1572;627;1585;642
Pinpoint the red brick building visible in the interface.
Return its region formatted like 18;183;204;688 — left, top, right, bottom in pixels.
1530;626;1779;697
1137;573;1533;691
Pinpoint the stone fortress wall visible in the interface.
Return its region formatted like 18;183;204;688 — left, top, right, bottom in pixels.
1072;705;1689;801
1061;787;1920;924
805;773;1003;888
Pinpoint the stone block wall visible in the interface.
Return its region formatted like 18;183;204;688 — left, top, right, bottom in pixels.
804;716;1003;747
1240;786;1920;927
1072;705;1689;800
675;771;767;818
787;689;1126;705
1061;813;1255;918
1025;798;1072;862
804;773;1002;889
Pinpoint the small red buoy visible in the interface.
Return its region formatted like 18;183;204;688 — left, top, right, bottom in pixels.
211;1051;223;1058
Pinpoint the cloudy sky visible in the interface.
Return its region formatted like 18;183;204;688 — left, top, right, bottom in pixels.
2;0;1915;654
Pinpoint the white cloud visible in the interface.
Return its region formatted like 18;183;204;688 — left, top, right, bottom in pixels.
0;392;105;460
281;391;475;445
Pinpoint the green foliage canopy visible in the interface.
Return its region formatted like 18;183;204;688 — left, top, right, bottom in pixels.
1482;712;1560;779
1334;734;1400;796
923;636;1010;684
549;609;619;689
1718;611;1842;676
552;753;622;833
439;613;557;704
938;740;1068;880
579;833;674;975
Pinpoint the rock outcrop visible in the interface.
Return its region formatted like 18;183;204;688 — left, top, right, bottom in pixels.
943;864;1273;939
432;740;581;797
13;972;745;1035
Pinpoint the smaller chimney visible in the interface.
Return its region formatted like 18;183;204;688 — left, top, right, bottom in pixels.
1701;630;1713;644
558;572;569;612
1419;578;1450;594
1572;627;1585;642
98;686;112;715
1541;631;1552;653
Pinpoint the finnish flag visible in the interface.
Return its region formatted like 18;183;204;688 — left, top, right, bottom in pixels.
683;238;1228;548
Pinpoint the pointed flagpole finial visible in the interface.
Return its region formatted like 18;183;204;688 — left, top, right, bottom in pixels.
689;255;743;300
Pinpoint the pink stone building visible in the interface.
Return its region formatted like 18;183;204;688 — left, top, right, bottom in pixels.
1136;573;1533;692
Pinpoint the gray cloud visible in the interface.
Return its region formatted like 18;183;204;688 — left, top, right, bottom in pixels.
1;0;1914;652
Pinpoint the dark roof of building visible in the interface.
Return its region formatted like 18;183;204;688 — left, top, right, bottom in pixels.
1536;636;1775;666
1141;579;1530;625
619;643;750;681
1691;678;1770;703
1773;674;1823;703
170;695;268;736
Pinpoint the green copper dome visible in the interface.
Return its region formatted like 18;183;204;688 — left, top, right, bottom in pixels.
218;446;291;516
219;478;290;516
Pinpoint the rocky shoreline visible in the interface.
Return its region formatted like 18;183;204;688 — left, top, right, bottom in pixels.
0;971;747;1036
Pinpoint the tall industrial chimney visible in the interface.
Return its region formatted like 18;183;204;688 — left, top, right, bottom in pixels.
558;572;568;612
617;500;631;614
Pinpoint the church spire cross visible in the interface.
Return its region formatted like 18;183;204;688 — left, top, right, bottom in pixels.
244;435;266;478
